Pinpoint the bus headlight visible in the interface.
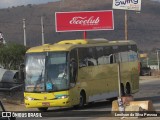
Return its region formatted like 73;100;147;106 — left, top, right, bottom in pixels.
56;95;69;99
25;96;34;101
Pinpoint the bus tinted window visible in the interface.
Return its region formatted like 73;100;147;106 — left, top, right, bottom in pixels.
103;46;114;64
78;48;88;67
120;51;129;62
128;45;138;61
103;46;112;56
119;45;128;52
119;45;129;62
88;47;97;66
128;51;136;61
78;47;97;67
131;45;137;52
96;46;104;65
128;45;132;50
113;46;119;53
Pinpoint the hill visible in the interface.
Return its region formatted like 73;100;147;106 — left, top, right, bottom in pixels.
0;0;160;51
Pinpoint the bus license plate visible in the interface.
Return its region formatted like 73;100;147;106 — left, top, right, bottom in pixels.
42;102;50;106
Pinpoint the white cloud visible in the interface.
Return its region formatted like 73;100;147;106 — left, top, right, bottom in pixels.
0;0;59;9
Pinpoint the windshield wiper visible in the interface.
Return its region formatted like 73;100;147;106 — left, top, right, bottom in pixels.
34;69;43;91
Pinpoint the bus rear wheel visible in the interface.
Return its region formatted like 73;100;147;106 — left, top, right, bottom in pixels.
38;107;48;112
125;83;131;95
121;83;125;96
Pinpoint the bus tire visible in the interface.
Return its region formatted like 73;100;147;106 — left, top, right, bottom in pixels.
121;83;125;96
38;107;48;112
74;91;86;109
125;83;131;95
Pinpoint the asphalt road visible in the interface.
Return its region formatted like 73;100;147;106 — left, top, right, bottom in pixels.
134;79;160;111
10;78;160;119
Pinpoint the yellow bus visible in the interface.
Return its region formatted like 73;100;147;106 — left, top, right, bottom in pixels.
24;39;139;111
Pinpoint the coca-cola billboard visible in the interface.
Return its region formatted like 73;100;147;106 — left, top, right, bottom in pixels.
55;10;114;32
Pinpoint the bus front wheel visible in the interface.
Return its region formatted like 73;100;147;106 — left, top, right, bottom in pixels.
38;107;48;112
74;91;86;109
79;92;85;107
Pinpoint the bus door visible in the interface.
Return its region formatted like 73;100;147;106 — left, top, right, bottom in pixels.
68;49;79;105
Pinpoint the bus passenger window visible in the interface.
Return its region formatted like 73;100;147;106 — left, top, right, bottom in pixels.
103;46;113;64
87;48;97;66
79;47;97;67
131;45;137;52
79;60;87;67
87;60;94;66
96;47;104;65
120;52;129;62
110;54;114;64
87;58;97;66
115;53;121;63
88;58;97;66
78;48;88;67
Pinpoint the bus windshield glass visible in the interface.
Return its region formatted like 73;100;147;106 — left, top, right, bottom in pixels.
25;52;69;92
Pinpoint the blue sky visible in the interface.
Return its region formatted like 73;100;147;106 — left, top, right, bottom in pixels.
0;0;60;9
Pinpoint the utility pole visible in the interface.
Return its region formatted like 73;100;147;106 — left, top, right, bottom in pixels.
157;50;160;70
147;57;149;67
125;11;128;40
41;16;45;45
23;19;26;46
117;53;125;113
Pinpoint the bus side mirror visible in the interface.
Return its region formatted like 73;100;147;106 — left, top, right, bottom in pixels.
18;63;25;82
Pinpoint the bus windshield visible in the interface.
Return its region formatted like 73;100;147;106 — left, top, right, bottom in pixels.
25;52;69;92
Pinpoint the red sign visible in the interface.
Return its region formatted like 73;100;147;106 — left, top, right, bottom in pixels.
55;10;114;32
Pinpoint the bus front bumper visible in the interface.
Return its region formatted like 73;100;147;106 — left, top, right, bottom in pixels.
25;98;72;108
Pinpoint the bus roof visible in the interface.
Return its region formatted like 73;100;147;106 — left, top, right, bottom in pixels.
26;39;136;53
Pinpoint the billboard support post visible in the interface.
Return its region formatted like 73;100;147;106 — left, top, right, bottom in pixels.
83;31;87;40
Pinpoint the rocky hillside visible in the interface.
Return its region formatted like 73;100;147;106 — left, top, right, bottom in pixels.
0;0;160;51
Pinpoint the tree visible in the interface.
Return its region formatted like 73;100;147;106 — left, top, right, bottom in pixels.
0;43;27;70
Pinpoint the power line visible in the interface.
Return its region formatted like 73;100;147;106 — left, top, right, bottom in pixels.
1;21;160;28
1;21;160;33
